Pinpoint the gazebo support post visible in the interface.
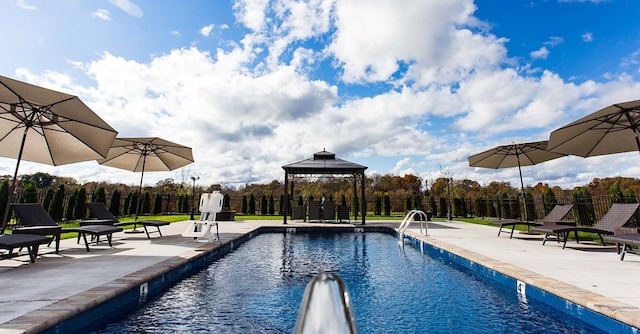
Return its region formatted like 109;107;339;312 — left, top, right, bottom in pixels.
360;172;366;225
283;172;288;224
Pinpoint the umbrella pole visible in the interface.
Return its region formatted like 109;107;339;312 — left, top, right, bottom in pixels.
1;129;28;234
517;159;529;222
129;154;147;234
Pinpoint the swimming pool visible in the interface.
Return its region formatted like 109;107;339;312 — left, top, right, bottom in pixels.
93;232;608;333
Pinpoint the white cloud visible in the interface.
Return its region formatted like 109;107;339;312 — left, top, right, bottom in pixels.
200;24;214;37
91;9;111;21
545;36;564;46
14;0;36;10
108;0;144;18
8;0;640;190
530;46;549;60
582;32;594;42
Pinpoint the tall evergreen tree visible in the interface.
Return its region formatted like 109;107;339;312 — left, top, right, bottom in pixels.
0;180;9;225
94;187;106;203
249;194;256;214
384;194;391;216
153;193;163;214
42;188;55;213
241;195;248;214
260;194;268;215
142;191;151;214
74;187;87;219
109;189;121;217
50;185;65;221
21;181;38;203
65;190;77;220
268;194;275;215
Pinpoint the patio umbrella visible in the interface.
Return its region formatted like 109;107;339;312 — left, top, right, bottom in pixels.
547;99;640;157
468;141;567;221
97;137;194;221
0;75;118;231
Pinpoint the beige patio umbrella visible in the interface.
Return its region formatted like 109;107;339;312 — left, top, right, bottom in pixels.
548;99;640;157
97;137;194;221
0;75;118;231
468;141;567;221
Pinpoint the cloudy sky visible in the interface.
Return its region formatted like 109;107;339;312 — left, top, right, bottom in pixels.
1;0;640;190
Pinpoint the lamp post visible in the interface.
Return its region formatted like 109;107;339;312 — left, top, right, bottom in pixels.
190;176;199;220
442;169;453;221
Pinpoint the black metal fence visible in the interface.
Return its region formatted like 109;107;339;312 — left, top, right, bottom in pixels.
7;188;639;229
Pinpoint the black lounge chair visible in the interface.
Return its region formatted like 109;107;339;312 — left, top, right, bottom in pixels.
11;203;62;253
84;202;169;239
11;203;123;252
604;232;640;261
0;233;50;263
532;203;640;249
491;204;575;239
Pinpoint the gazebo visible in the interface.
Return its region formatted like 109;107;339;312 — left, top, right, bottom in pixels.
282;150;368;224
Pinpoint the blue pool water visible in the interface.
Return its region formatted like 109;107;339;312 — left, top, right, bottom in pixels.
95;232;606;333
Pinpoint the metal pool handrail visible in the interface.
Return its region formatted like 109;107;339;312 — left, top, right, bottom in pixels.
294;272;358;334
398;210;429;244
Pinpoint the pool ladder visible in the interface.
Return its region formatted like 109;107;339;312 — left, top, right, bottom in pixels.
398;210;429;244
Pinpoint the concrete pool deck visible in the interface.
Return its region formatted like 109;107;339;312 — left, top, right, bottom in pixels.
0;218;639;333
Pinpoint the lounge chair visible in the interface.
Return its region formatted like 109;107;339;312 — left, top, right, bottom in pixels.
0;233;51;263
11;203;123;252
11;203;63;253
604;232;640;261
532;203;640;249
491;204;575;239
84;202;169;239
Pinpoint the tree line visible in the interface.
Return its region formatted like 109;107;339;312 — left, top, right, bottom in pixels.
3;172;640;221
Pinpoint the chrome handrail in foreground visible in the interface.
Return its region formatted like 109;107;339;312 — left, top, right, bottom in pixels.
294;272;358;334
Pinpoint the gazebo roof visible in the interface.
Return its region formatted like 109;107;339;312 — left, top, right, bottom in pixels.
282;150;367;175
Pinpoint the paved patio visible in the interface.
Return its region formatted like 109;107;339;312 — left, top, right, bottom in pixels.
0;219;638;333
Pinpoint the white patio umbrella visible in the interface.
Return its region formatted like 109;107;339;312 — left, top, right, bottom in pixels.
548;99;640;157
0;75;118;231
97;137;194;221
468;141;567;221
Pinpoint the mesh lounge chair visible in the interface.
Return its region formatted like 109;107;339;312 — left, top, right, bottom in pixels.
532;202;640;249
11;203;63;254
604;232;640;261
0;233;50;263
84;202;169;239
491;204;575;239
12;203;123;252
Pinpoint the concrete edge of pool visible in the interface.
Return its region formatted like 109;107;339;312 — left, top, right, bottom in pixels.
0;221;639;333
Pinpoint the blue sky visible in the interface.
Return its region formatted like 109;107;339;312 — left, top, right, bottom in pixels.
2;0;640;190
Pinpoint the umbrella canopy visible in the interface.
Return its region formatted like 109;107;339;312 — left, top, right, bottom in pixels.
548;99;640;157
97;137;194;220
468;141;567;221
0;75;118;231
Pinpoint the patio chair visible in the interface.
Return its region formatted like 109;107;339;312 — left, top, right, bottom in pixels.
308;201;321;222
0;233;51;263
532;203;640;249
322;201;335;222
491;204;575;239
11;203;123;252
84;202;169;239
